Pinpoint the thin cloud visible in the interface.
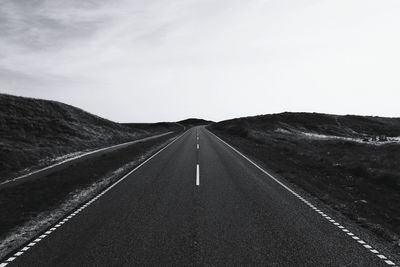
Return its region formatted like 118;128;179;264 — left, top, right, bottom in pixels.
1;0;400;122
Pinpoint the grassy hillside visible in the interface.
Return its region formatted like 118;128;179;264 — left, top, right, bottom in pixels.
213;112;400;138
209;112;400;244
0;94;179;179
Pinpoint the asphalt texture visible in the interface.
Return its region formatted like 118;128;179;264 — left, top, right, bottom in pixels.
5;127;391;266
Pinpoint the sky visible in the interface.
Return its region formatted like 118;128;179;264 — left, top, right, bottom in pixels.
1;0;400;122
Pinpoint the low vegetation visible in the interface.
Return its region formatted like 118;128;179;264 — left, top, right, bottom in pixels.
0;94;182;180
209;112;400;246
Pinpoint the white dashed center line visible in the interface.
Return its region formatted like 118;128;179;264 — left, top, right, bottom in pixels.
196;164;200;186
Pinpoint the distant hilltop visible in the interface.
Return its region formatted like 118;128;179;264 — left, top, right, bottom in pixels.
178;118;214;128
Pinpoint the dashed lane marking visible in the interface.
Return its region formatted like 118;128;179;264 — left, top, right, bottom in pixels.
196;164;200;186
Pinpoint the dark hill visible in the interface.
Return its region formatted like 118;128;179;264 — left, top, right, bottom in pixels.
178;118;214;128
212;112;400;138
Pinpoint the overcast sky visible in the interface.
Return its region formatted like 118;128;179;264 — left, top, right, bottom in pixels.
1;0;400;122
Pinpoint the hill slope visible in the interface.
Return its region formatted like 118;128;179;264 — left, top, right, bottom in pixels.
212;112;400;139
0;94;179;179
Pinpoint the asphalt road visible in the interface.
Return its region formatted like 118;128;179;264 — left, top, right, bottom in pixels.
3;127;394;266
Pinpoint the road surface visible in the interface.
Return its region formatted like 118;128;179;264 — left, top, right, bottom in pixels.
2;127;395;266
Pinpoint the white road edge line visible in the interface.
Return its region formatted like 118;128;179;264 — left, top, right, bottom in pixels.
207;129;397;267
0;130;187;266
196;164;200;186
